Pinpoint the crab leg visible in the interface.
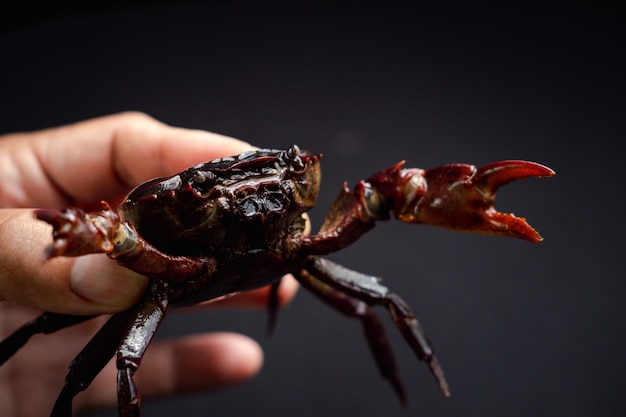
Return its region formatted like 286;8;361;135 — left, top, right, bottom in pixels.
116;282;168;417
50;310;138;417
295;265;407;404
298;180;382;255
35;204;217;283
0;313;96;365
297;256;449;403
48;283;168;417
265;279;283;336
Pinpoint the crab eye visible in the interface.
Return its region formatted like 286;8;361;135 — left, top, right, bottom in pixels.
291;159;321;209
190;170;216;195
285;144;300;159
237;150;257;160
192;171;208;183
282;145;306;173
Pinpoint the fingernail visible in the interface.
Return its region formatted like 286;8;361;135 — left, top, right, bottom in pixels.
71;255;148;312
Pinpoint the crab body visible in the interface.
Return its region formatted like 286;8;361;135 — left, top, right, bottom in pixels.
116;147;320;305
0;145;554;416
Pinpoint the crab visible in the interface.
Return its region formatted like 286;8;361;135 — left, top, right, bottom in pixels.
0;145;554;416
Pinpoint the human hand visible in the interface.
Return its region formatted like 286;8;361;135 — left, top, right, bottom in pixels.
0;112;298;416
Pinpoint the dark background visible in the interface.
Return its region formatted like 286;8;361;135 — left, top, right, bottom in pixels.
1;2;624;417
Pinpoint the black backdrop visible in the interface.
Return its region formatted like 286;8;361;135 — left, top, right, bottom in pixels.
1;3;624;417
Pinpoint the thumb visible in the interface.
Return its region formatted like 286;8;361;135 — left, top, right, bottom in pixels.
0;209;147;314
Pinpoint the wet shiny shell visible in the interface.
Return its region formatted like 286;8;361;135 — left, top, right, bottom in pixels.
118;146;321;257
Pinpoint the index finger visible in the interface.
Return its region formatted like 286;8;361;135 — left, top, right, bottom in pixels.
1;112;253;208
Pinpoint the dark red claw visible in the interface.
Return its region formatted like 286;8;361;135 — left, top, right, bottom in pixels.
473;160;555;194
34;208;115;257
34;208;68;229
473;160;555;243
372;160;555;243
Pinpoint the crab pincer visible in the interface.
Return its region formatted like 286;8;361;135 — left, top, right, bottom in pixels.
34;203;119;258
369;160;555;242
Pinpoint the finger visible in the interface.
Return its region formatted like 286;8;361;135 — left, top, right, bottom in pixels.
207;274;300;310
143;332;264;394
0;209;147;314
1;112;254;208
80;332;263;412
109;114;254;188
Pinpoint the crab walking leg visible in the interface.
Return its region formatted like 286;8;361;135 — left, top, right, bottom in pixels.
51;309;141;417
116;282;168;417
49;283;168;417
294;264;408;405
0;313;96;365
265;279;283;336
303;256;450;398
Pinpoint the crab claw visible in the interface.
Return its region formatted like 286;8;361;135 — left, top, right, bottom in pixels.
393;160;555;242
34;204;118;258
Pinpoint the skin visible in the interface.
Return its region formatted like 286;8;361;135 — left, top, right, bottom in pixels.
0;112;298;416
